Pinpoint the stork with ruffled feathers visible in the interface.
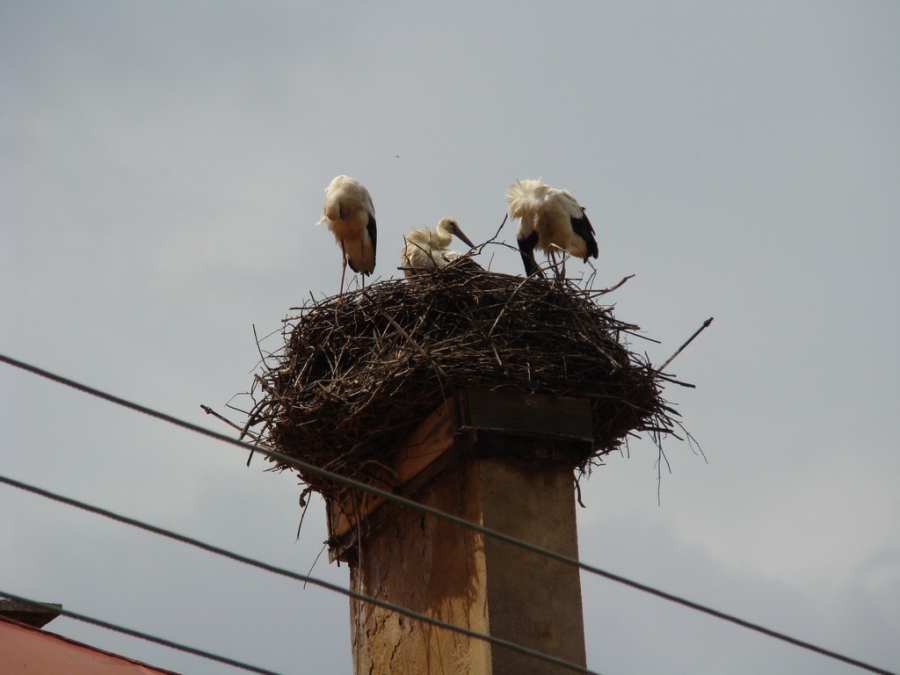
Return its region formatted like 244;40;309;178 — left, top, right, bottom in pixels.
505;179;598;277
318;175;377;294
400;217;477;277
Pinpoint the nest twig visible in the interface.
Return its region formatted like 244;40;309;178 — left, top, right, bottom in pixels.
242;264;680;500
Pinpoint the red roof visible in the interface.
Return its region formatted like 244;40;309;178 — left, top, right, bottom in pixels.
0;615;180;675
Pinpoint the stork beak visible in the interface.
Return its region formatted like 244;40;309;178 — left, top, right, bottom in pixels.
455;228;475;249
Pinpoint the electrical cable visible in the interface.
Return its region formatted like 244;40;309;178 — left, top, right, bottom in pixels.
0;475;600;675
0;589;283;675
2;353;896;675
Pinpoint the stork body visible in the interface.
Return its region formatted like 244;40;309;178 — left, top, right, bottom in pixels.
400;217;476;277
318;175;377;293
506;179;598;277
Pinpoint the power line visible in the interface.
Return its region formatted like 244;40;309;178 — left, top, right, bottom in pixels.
0;589;283;675
0;474;601;675
2;353;896;675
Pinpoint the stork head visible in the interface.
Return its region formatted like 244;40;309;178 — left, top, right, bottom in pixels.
437;217;475;248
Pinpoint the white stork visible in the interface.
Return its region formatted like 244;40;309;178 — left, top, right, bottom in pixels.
317;175;377;294
400;217;477;277
505;179;598;277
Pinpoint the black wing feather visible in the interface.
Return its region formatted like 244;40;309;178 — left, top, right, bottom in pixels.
363;215;377;276
517;229;542;277
571;211;598;260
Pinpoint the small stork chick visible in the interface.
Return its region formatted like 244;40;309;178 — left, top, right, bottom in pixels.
400;217;476;277
317;175;377;294
506;179;598;277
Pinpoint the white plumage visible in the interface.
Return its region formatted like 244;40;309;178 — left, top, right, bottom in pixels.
505;179;598;277
400;217;476;277
317;175;377;293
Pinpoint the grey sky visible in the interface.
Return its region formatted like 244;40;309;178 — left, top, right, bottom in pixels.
2;2;898;674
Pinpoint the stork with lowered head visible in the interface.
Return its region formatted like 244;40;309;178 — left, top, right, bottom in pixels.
318;175;377;294
505;178;598;277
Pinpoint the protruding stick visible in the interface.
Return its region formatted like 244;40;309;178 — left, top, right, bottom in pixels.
657;317;714;372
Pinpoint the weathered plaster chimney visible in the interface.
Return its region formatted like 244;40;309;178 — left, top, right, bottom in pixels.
328;388;589;675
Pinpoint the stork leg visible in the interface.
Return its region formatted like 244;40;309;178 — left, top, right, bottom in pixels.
548;245;567;280
339;242;348;296
549;247;560;280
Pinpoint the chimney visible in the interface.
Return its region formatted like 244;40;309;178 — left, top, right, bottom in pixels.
0;598;63;628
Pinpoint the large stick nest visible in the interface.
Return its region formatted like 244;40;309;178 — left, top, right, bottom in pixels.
245;265;679;499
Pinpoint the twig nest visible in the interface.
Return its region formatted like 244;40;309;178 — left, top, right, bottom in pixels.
248;266;675;497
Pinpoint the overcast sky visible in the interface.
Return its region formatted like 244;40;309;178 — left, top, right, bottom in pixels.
2;2;898;674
